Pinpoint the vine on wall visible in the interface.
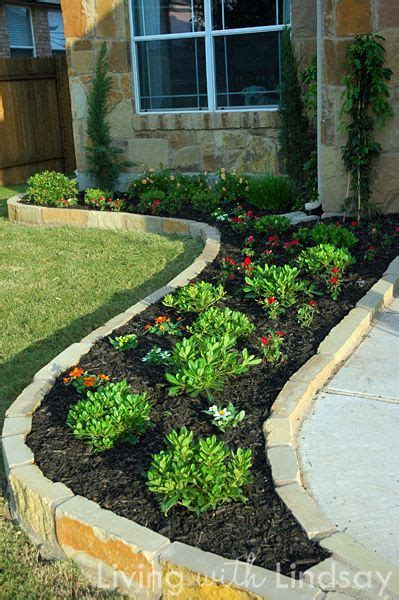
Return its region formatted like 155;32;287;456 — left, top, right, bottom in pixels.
341;34;393;219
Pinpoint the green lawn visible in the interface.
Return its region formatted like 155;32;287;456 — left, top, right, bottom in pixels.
0;184;201;598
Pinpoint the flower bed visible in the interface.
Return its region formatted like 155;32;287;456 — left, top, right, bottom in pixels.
24;201;399;578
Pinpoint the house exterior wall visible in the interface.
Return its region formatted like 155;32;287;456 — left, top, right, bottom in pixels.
0;2;62;58
321;0;399;213
62;0;316;185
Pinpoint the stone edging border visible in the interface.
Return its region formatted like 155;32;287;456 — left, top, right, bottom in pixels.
1;195;397;599
265;255;399;598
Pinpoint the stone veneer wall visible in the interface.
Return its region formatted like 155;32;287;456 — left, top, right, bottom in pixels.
321;0;399;213
61;0;316;182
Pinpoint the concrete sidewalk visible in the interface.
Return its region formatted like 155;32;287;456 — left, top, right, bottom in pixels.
299;297;399;567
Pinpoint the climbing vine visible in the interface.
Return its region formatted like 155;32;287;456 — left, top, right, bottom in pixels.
341;34;393;219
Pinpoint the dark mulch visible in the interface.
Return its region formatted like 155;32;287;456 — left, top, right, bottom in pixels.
27;213;399;576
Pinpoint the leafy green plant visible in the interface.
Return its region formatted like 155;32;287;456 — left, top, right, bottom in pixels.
84;188;125;212
163;282;226;314
63;367;109;394
190;190;219;214
254;215;291;235
189;307;254;340
147;427;252;514
26;171;78;207
298;244;354;299
204;403;245;432
86;42;132;190
297;300;317;328
137;189;168;216
214;168;250;203
246;174;295;212
165;334;261;400
296;223;358;249
341;34;393;219
244;264;313;317
109;334;138;351
67;380;152;453
142;346;171;365
260;330;285;363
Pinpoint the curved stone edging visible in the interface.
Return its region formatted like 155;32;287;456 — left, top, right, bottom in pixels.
264;256;399;598
6;197;398;598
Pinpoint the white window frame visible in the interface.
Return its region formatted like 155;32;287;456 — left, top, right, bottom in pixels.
128;0;290;115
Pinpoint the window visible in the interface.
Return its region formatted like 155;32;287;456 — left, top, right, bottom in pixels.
48;10;66;54
130;0;290;113
5;5;35;58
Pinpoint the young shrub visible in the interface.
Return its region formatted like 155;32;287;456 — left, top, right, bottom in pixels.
86;42;132;190
142;346;171;365
297;300;317;328
190;190;219;214
254;215;291;235
214;168;251;203
246;175;295;213
189;307;254;340
67;380;152;453
203;403;246;432
243;263;313;318
297;243;354;300
296;222;358;249
144;316;185;336
137;189;168;216
127;168;181;199
109;334;138;351
165;334;261;400
63;367;109;394
260;330;285;363
163;282;226;314
26;171;78;207
147;427;252;514
84;188;125;212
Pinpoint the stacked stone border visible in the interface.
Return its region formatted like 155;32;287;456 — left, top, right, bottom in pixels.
2;195;398;599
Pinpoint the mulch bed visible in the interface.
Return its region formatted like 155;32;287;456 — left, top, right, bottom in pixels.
27;212;399;576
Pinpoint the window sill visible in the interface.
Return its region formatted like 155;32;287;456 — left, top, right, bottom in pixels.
132;109;280;132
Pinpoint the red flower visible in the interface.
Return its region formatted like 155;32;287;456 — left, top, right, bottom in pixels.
291;239;299;245
283;242;290;249
261;336;270;346
246;210;254;218
231;217;244;224
225;257;236;266
351;221;359;227
264;249;272;255
267;296;276;305
369;245;377;251
277;331;284;337
153;199;160;206
331;267;340;274
268;235;279;243
229;274;236;280
335;222;341;227
330;276;338;285
246;235;255;245
309;300;316;307
243;257;252;268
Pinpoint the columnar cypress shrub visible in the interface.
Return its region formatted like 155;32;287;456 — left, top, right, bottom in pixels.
86;42;132;190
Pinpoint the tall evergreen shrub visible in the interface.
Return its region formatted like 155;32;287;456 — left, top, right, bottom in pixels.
86;42;132;190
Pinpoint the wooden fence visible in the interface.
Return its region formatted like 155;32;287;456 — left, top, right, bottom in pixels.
0;56;76;186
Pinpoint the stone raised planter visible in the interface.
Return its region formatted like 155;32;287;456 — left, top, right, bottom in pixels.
3;196;399;599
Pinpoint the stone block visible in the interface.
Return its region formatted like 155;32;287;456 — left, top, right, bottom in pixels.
109;41;130;73
160;542;318;599
276;484;336;541
271;380;314;424
289;353;335;393
317;309;371;366
72;49;93;74
378;0;399;30
102;312;133;333
56;496;169;594
33;343;92;382
2;435;34;474
162;219;189;235
128;139;170;170
385;256;399;277
356;277;399;316
108;98;134;139
2;416;32;438
263;417;292;447
61;0;86;38
13;202;44;226
86;210;127;230
266;446;299;486
96;0;116;37
125;213;164;234
142;286;176;307
42;207;89;228
124;300;149;316
6;380;52;417
8;464;73;552
320;145;347;213
370;151;399;213
335;0;371;36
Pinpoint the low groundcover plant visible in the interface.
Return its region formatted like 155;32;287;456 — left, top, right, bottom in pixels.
147;427;252;514
189;306;254;340
63;367;109;394
109;333;138;351
163;281;226;314
67;380;152;453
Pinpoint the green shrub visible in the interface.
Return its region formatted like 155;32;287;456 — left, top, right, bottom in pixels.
246;175;295;212
189;307;254;340
214;169;251;203
190;190;219;214
163;281;226;314
137;189;169;216
244;263;313;317
297;243;354;299
84;188;125;212
26;171;78;207
147;427;252;514
165;334;260;400
127;169;176;199
254;215;291;234
67;380;152;453
109;334;138;351
296;223;358;249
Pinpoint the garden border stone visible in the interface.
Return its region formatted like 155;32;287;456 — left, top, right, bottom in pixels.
3;195;399;598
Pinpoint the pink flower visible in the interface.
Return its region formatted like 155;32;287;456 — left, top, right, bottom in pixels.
264;249;272;255
246;235;255;245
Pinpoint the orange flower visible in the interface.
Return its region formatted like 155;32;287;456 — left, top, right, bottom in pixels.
144;322;151;330
69;367;84;378
63;377;70;384
83;376;95;387
98;374;109;381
